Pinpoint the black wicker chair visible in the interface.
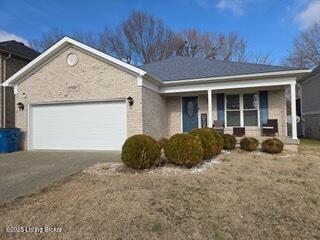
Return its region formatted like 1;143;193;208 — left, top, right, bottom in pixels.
262;119;278;136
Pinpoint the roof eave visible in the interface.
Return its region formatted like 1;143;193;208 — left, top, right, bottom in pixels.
0;49;36;61
298;65;320;83
160;69;312;85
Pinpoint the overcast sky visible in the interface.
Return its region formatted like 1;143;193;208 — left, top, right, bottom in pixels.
1;0;320;64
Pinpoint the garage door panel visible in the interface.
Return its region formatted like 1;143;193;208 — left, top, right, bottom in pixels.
30;101;127;150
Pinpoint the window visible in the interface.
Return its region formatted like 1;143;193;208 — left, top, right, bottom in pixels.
226;95;240;126
225;93;259;127
243;94;258;126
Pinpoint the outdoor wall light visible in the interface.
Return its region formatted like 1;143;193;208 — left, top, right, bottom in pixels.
17;102;24;111
127;96;134;106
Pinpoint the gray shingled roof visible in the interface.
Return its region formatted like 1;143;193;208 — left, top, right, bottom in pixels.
0;40;40;61
140;56;303;82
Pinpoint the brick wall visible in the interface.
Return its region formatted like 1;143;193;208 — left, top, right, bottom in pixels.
15;46;143;149
268;89;287;137
167;96;181;136
142;87;168;139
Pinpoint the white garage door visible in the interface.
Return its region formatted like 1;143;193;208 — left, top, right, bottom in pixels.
29;101;127;150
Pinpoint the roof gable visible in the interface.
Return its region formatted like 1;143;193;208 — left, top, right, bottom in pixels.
2;37;146;87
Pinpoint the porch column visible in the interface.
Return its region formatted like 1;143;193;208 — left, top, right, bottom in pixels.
290;83;298;139
208;89;213;127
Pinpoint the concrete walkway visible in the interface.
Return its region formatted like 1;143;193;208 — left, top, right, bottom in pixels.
0;151;121;203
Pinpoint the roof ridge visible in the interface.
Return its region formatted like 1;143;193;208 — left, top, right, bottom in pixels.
140;55;298;69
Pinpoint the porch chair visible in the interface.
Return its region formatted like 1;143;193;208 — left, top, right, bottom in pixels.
213;120;224;135
262;119;278;136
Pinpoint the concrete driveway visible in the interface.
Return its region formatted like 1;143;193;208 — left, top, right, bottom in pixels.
0;151;120;203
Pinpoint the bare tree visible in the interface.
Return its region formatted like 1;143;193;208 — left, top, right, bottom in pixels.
216;32;247;62
284;22;320;68
174;30;248;62
252;53;271;64
175;29;218;59
72;31;98;49
30;28;98;52
29;11;272;65
119;11;176;64
99;27;133;63
30;28;65;52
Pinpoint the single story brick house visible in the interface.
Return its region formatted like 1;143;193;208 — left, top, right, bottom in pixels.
2;37;311;150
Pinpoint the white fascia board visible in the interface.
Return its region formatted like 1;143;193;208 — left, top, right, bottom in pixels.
160;77;297;94
142;78;160;92
161;69;311;86
137;76;160;92
66;37;146;76
13;85;18;94
2;36;146;87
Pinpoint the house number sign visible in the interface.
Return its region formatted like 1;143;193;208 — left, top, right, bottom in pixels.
201;113;207;128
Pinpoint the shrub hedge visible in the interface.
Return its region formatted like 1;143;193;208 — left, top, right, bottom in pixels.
223;134;237;150
189;128;221;159
121;134;161;169
262;138;284;154
209;128;224;154
240;137;259;151
164;133;203;168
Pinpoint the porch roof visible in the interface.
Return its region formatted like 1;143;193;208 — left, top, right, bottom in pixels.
140;56;307;82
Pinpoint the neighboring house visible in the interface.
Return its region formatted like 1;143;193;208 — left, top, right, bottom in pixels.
300;65;320;139
2;37;311;151
0;40;39;128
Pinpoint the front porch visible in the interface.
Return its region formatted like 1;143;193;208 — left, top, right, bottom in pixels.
165;81;298;142
207;83;297;140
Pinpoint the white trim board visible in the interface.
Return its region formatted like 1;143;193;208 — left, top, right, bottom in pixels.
160;77;297;94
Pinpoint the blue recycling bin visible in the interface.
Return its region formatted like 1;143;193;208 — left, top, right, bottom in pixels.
0;128;21;153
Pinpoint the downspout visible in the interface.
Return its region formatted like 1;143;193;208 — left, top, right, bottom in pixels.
2;53;11;128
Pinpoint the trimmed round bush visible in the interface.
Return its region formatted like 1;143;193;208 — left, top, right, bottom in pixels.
157;137;168;149
121;134;161;169
209;129;224;154
262;138;284;154
240;137;259;151
223;134;237;150
164;133;203;168
189;128;221;159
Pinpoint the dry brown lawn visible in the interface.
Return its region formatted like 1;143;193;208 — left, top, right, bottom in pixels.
0;140;320;240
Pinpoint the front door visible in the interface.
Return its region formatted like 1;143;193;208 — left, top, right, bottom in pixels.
182;96;198;132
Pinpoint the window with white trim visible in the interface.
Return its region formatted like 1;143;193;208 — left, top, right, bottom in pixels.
226;95;240;126
225;93;259;127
